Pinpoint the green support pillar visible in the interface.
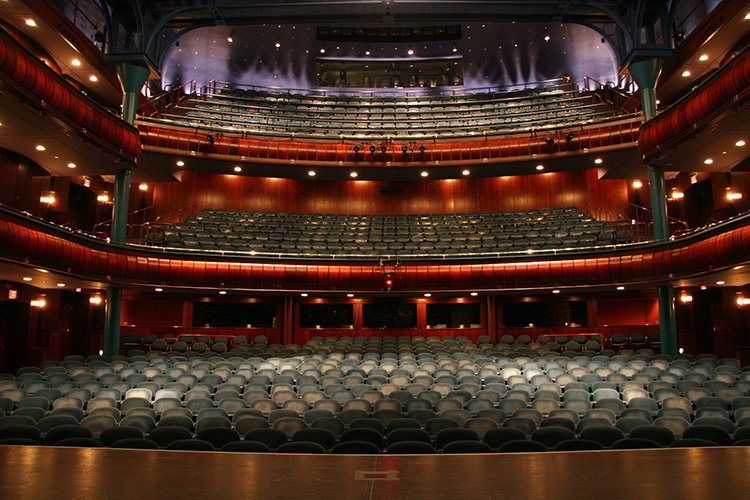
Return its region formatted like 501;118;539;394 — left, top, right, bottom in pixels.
103;61;149;357
629;57;677;356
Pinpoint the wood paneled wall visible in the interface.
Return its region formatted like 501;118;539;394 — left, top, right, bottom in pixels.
152;168;629;222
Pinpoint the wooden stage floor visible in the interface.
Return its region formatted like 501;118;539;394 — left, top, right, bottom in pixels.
2;445;750;500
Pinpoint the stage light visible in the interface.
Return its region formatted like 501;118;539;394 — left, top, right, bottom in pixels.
401;145;408;153
369;145;376;153
380;145;387;153
419;145;426;153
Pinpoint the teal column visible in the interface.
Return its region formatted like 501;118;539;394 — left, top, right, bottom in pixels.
103;62;149;357
629;57;677;356
111;62;149;244
103;287;123;357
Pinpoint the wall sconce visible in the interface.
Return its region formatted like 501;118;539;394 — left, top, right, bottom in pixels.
632;180;643;189
727;189;743;201
30;299;46;308
737;297;750;306
97;193;110;203
680;295;693;303
89;295;102;305
40;194;55;205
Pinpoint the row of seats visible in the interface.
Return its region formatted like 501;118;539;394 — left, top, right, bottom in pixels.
1;337;746;454
154;207;632;257
159;83;620;139
1;418;747;453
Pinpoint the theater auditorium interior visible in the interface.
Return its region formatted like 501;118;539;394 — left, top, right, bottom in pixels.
1;0;750;497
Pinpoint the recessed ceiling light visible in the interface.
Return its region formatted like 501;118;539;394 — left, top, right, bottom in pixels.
154;288;163;292
407;49;414;55
699;54;709;61
22;277;32;281
176;160;185;166
234;166;242;172
72;59;81;66
350;172;358;178
700;285;708;290
424;293;432;297
552;290;560;294
346;293;354;298
275;42;281;48
227;37;233;43
616;286;625;291
594;158;603;164
704;158;713;164
421;171;429;177
716;281;726;285
35;145;45;151
462;170;470;176
89;75;98;82
470;292;478;296
300;293;308;297
536;165;544;171
544;35;551;42
219;291;227;295
745;12;750;19
67;163;76;169
320;48;326;54
308;171;316;177
682;70;691;77
25;19;36;27
56;283;65;287
736;140;746;147
365;50;371;55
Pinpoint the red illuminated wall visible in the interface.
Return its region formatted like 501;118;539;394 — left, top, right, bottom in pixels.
152;168;628;222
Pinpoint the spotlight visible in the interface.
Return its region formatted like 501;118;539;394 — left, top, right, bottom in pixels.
380;145;387;154
353;145;360;153
401;144;408;153
565;132;574;142
369;145;376;153
207;134;215;145
545;137;555;146
419;145;426;153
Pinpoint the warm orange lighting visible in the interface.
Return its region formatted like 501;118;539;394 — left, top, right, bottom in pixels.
462;170;470;176
89;296;102;305
30;299;46;308
672;191;684;199
138;183;148;191
738;298;750;306
97;194;109;202
680;295;693;303
727;191;743;201
632;180;643;189
40;195;55;205
681;70;691;77
350;172;358;178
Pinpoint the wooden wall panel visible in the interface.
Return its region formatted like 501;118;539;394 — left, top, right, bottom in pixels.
152;169;628;223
